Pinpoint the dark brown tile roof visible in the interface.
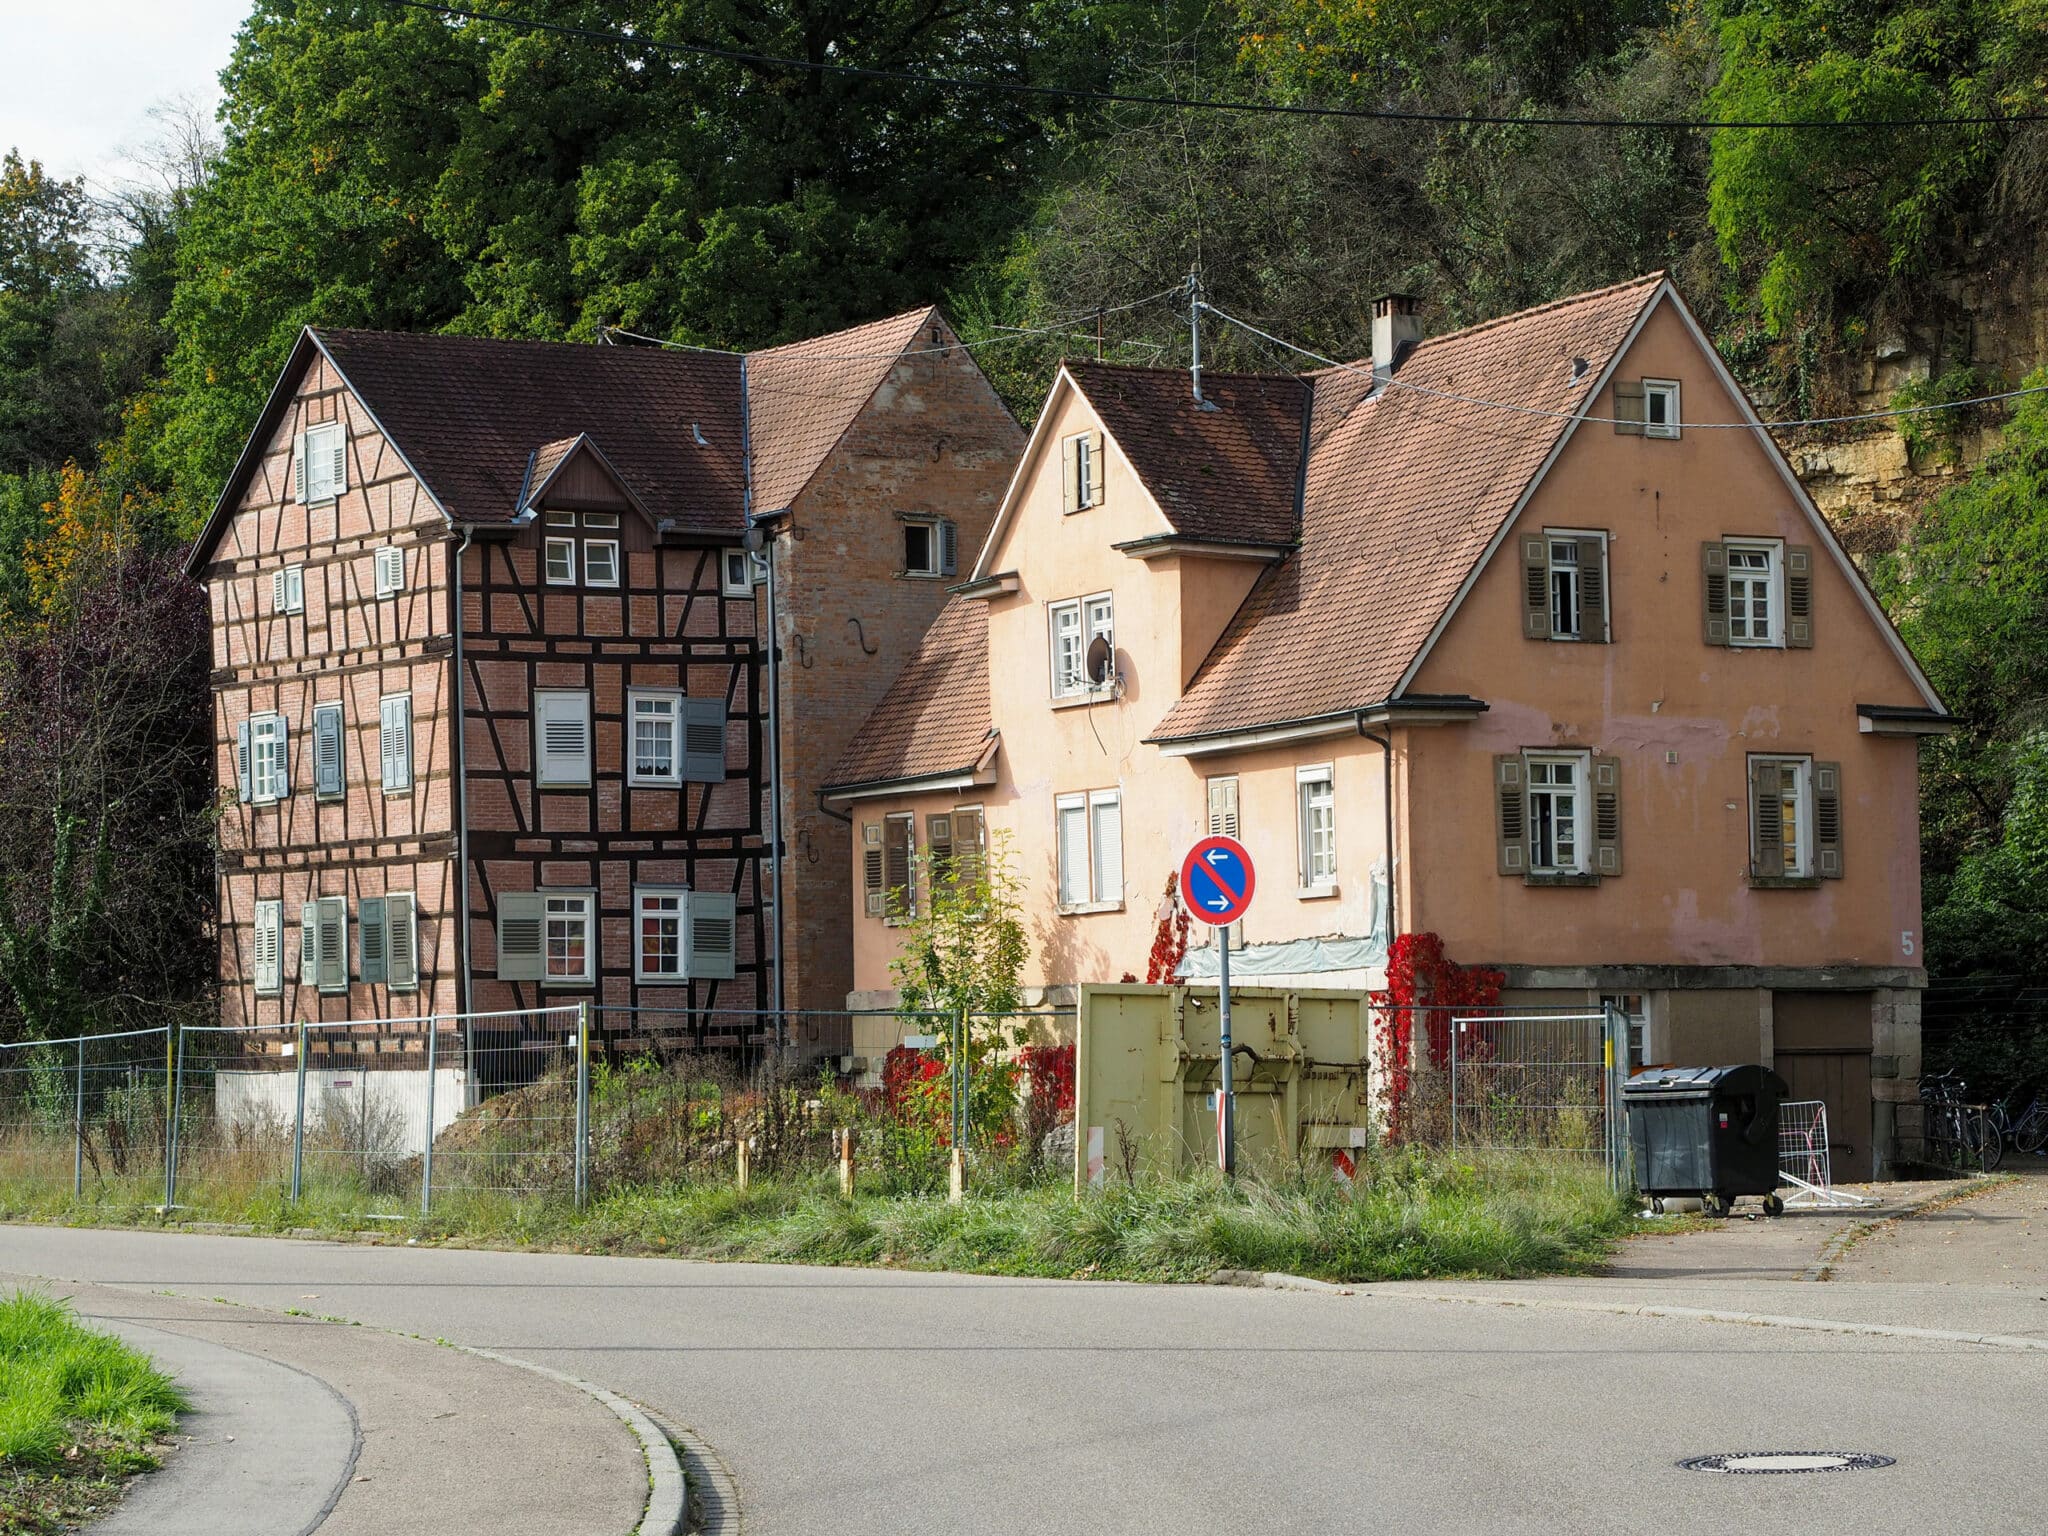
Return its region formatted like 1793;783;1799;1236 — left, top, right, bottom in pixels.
313;330;748;534
824;596;993;791
1153;274;1666;741
748;308;939;512
1066;361;1310;545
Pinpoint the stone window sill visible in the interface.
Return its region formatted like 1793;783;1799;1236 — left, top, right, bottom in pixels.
1748;875;1822;890
1057;899;1124;917
1296;883;1339;901
1050;690;1113;711
1523;871;1600;888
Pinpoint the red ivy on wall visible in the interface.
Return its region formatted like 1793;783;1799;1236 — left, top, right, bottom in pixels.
1368;932;1505;1142
1144;873;1193;984
1017;1042;1076;1114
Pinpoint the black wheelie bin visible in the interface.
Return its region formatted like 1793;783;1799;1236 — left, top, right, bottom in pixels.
1624;1065;1789;1216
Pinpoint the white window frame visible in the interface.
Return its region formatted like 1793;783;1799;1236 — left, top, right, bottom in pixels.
1755;754;1814;878
902;518;941;577
303;421;346;503
374;545;405;598
583;538;621;588
1297;764;1337;891
1525;751;1589;875
273;564;304;616
543;891;596;987
379;693;412;793
633;887;687;981
1056;788;1123;911
1049;593;1115;700
1725;539;1783;648
627;689;683;786
1643;379;1681;440
249;712;288;804
252;900;284;996
1067;432;1100;511
720;549;762;598
544;509;576;528
583;512;620;531
544;537;577;586
535;690;593;787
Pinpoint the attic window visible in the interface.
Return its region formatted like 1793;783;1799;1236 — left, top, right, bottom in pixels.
1644;380;1680;439
901;517;957;578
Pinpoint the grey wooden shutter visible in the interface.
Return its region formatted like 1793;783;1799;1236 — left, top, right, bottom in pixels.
680;698;727;782
387;893;418;990
278;718;291;796
940;519;958;576
1785;545;1814;648
292;433;308;503
683;890;737;980
254;902;282;994
1701;542;1730;646
1813;762;1843;878
536;692;591;785
1578;536;1609;642
301;902;319;985
1613;380;1646;435
237;720;252;802
862;823;886;917
317;897;347;991
380;695;411;791
1207;776;1239;838
885;817;914;913
1750;759;1784;878
1592;755;1623;876
1521;535;1549;639
314;705;343;797
1060;435;1079;513
1086;431;1106;505
497;891;546;981
952;808;984;886
359;896;388;984
1495;756;1527;874
928;813;954;886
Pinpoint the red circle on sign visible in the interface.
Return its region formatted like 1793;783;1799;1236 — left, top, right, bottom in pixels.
1180;834;1256;926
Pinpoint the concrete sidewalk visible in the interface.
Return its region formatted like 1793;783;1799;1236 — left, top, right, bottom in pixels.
6;1275;650;1536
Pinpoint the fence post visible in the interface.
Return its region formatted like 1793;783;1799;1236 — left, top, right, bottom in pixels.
422;1018;439;1218
1603;1000;1625;1190
736;1134;751;1193
574;1001;591;1210
164;1024;184;1211
1449;1014;1459;1156
291;1021;307;1205
837;1127;856;1200
73;1034;85;1201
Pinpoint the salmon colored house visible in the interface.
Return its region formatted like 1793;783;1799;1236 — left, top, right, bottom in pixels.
189;309;1020;1060
823;276;1949;1177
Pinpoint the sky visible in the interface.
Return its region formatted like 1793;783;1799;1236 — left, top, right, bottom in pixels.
0;1;250;191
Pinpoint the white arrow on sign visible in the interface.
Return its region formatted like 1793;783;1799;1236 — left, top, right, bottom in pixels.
1205;849;1232;867
1204;893;1230;911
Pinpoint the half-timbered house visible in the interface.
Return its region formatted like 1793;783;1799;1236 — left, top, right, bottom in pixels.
188;310;1021;1057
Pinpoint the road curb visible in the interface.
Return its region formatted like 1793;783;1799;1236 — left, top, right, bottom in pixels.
1208;1268;1353;1295
464;1346;687;1536
645;1412;741;1536
1804;1174;2015;1280
1345;1286;2048;1352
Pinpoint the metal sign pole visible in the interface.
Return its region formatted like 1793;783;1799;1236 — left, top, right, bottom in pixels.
1217;938;1235;1178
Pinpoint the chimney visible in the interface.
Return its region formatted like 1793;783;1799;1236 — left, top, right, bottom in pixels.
1372;293;1424;385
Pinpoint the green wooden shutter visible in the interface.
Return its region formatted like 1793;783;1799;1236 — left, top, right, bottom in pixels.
317;897;347;992
381;695;411;791
359;896;388;984
862;824;885;918
1495;756;1527;875
1701;542;1730;646
1813;762;1843;878
301;902;319;985
1613;380;1646;435
314;704;343;798
1521;535;1549;639
1578;536;1609;643
682;891;737;981
387;893;418;990
680;698;727;782
1593;755;1623;876
1785;545;1815;648
1750;759;1784;878
497;892;546;981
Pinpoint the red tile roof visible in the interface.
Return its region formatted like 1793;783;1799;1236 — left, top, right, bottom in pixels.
1066;360;1310;545
824;596;993;791
1153;274;1665;741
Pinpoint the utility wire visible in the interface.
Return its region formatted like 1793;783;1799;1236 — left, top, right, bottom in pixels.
375;0;2048;132
1196;300;2048;431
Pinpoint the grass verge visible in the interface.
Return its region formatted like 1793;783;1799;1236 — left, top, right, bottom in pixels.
4;1151;1636;1285
0;1291;185;1534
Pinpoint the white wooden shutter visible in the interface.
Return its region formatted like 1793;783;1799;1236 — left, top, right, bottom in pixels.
1060;435;1079;513
253;901;282;994
317;896;347;992
292;433;308;504
1086;431;1106;506
358;896;388;984
386;892;418;991
1090;792;1123;905
681;697;727;782
682;890;737;981
273;569;289;613
375;546;405;597
329;425;347;496
236;719;252;803
497;891;546;981
535;692;591;786
313;704;343;797
380;694;412;791
1207;777;1239;838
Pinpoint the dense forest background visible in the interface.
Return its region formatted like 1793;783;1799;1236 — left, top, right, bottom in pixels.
3;0;2047;1071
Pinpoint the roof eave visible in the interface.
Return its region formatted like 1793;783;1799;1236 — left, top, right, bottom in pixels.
1857;704;1957;736
1111;534;1294;564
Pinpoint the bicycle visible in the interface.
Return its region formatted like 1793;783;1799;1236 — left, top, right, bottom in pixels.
1919;1072;2003;1172
1989;1092;2048;1156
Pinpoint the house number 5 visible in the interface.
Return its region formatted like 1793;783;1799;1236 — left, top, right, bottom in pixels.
1901;931;1916;957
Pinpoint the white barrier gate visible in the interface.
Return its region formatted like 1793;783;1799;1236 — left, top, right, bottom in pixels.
1777;1098;1879;1208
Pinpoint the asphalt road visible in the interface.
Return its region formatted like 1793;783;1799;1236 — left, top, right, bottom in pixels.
5;1225;2042;1535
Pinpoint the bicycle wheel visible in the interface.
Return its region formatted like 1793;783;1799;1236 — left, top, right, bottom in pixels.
2018;1113;2048;1157
1977;1111;2005;1172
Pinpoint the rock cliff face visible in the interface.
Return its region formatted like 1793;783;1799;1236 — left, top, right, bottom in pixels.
1781;237;2048;552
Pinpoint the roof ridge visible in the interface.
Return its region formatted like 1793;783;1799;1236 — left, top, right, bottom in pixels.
1063;357;1306;387
748;305;939;361
1407;271;1666;355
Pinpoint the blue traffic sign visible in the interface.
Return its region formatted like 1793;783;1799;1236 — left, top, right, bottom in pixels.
1181;835;1256;927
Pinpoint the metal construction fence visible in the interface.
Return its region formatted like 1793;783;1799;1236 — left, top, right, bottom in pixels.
2;1006;1080;1216
1443;1007;1630;1184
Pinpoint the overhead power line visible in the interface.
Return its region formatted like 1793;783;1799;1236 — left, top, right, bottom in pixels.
376;0;2048;132
1196;300;2048;431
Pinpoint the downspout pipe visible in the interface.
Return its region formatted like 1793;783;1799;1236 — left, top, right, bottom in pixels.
452;524;475;1092
738;352;788;1047
1357;718;1397;942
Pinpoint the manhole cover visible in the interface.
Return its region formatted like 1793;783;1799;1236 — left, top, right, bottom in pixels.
1679;1452;1895;1475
